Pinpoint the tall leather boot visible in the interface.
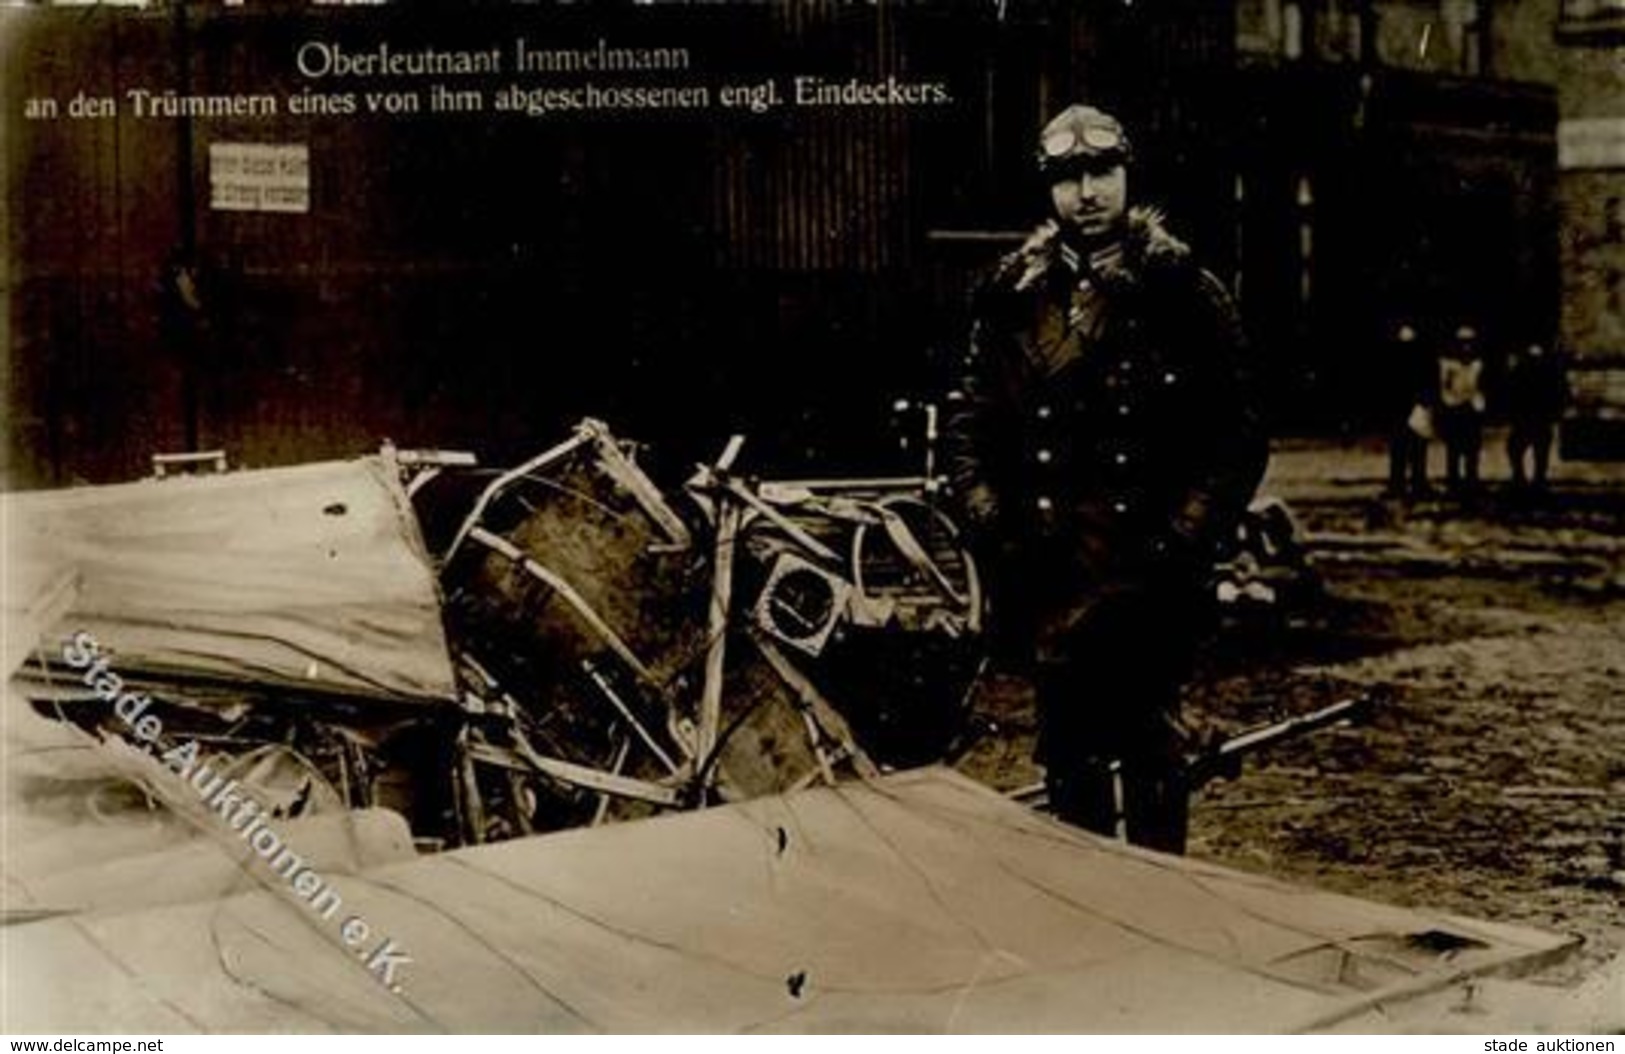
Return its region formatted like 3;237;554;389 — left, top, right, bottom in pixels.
1045;761;1118;837
1120;762;1189;854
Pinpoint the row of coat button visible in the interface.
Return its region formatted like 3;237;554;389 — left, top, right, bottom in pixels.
1030;401;1136;423
1033;496;1136;514
1031;448;1133;466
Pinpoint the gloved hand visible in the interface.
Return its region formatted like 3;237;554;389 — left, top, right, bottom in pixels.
959;483;1000;537
1145;525;1210;589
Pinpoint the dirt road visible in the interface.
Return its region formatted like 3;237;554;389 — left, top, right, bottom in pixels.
960;433;1625;981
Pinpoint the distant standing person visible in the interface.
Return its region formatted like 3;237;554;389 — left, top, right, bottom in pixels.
1436;324;1486;495
1384;321;1434;500
1505;341;1565;492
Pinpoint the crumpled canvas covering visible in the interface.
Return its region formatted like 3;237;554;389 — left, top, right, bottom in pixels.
1;766;1577;1034
3;458;456;704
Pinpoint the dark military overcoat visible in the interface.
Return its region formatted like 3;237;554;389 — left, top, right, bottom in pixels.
944;208;1266;653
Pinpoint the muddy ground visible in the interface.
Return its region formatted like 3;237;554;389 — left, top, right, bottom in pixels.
956;434;1625;982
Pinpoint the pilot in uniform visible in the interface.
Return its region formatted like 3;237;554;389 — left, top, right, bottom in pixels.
943;104;1267;851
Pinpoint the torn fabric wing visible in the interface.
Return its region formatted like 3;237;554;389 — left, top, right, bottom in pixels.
3;457;456;704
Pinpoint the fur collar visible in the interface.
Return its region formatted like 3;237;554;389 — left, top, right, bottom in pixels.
1001;206;1191;294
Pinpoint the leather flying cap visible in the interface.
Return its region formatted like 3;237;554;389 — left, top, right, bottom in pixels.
1037;104;1132;175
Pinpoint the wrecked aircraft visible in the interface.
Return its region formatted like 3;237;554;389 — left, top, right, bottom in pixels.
2;420;1616;1032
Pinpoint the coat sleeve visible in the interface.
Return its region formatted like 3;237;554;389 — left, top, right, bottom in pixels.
941;274;1018;536
1166;268;1268;556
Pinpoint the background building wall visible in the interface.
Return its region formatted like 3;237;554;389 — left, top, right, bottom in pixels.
1232;0;1557;430
3;1;1570;485
3;2;1240;487
1553;4;1625;453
